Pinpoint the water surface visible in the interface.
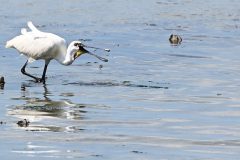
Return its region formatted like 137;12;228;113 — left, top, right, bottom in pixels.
1;0;240;159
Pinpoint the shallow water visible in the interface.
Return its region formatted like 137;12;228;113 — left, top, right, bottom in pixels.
1;0;240;159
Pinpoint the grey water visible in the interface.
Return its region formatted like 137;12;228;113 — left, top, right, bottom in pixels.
0;0;240;159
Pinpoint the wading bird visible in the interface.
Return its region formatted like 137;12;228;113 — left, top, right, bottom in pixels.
6;21;109;83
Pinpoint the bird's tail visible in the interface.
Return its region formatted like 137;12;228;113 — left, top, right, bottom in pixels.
27;21;40;32
5;40;13;48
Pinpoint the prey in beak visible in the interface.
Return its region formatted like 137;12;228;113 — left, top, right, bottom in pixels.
74;43;109;62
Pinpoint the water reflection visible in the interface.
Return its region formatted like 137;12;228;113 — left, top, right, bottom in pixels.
0;83;4;90
8;83;87;132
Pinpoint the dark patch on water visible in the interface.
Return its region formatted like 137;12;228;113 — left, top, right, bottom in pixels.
0;121;6;125
131;150;144;154
143;23;157;26
63;80;169;89
36;24;46;28
29;66;40;68
78;38;92;42
156;1;179;5
91;154;104;157
42;23;67;28
168;54;209;59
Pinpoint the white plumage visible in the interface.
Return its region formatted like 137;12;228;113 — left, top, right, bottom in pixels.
6;21;109;83
6;21;68;63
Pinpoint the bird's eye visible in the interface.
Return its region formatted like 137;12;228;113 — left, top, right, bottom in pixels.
74;43;79;46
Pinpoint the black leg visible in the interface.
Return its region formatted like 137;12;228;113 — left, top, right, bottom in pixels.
40;61;50;84
21;60;41;82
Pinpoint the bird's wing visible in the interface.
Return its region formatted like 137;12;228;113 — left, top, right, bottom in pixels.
6;32;66;60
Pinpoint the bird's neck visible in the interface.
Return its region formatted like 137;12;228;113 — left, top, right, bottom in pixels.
56;47;74;66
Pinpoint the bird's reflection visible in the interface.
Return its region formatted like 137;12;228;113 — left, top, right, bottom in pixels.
0;83;4;90
8;82;87;132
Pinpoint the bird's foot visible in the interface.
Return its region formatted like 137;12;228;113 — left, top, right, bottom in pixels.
35;78;41;83
35;78;45;83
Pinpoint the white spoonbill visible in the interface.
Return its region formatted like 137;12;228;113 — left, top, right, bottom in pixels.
5;21;109;83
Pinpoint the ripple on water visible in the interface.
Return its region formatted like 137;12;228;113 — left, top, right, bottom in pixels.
63;80;169;89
